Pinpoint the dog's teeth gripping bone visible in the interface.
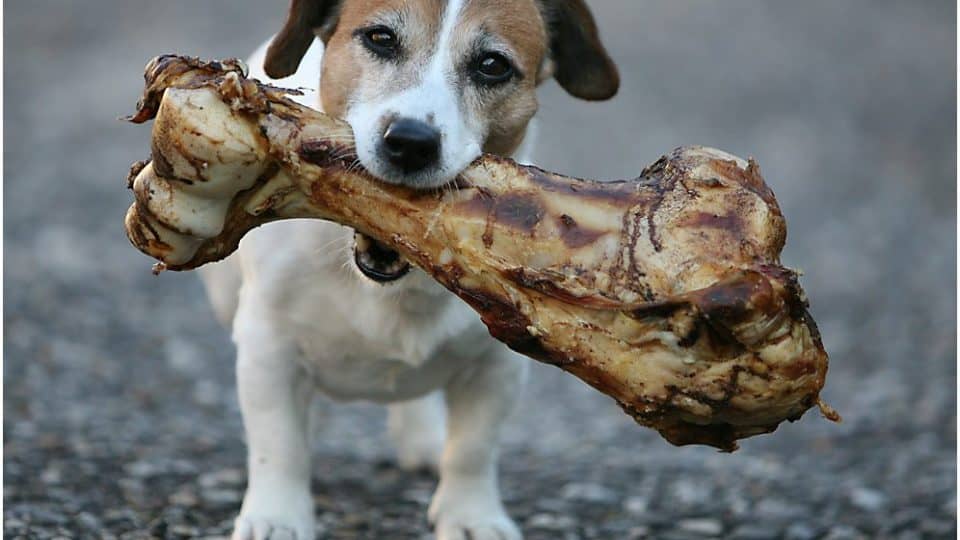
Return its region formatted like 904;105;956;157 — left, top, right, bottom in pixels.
124;55;839;451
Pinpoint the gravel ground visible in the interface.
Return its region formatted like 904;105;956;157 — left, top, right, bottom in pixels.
4;1;957;539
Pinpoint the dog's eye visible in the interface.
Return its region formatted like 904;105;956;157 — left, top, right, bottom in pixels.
359;26;399;59
474;52;515;85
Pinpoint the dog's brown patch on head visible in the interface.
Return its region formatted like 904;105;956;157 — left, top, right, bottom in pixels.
456;0;548;156
321;0;446;119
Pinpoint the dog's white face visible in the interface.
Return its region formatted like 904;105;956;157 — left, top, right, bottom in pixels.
320;0;547;189
264;0;619;282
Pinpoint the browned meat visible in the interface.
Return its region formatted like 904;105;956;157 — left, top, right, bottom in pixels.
124;56;838;451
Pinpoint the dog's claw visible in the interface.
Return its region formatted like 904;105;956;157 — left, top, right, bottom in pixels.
232;517;312;540
435;519;522;540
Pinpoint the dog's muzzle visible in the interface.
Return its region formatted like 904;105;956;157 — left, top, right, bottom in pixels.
353;232;411;283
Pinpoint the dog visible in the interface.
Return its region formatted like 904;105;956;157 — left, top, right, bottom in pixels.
199;1;618;538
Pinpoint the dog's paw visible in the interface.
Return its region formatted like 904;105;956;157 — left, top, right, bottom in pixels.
232;487;315;540
432;510;522;540
428;480;522;540
232;516;314;540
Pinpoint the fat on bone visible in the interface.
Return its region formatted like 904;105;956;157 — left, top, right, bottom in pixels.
123;56;839;451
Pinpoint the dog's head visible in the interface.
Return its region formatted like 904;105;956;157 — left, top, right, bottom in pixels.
265;0;618;188
264;0;617;283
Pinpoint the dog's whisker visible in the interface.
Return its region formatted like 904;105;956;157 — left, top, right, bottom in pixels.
316;235;349;254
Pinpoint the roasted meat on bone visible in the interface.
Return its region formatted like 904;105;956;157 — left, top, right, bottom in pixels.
124;56;837;451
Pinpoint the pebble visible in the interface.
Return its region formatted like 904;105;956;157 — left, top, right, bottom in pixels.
168;524;200;537
754;498;804;520
200;488;241;506
919;519;956;536
942;496;956;516
784;522;819;540
560;482;617;504
726;494;751;517
526;512;578;530
402;488;431;505
623;496;649;515
123;460;163;478
168;487;199;507
75;512;101;531
626;525;651;539
822;525;866;540
24;507;68;526
849;487;888;512
657;530;718;540
40;465;62;485
676;518;723;536
198;468;245;488
728;524;780;540
668;479;712;507
887;507;926;531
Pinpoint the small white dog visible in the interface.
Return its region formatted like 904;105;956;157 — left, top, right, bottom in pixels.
199;1;618;538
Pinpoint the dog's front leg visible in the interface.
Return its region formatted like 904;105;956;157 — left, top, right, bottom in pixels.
232;315;315;540
429;350;528;540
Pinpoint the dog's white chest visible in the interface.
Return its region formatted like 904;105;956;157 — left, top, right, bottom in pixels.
236;220;492;401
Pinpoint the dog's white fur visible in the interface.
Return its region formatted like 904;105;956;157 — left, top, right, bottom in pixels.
204;19;535;540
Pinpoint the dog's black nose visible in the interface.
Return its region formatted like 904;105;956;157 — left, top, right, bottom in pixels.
382;118;441;174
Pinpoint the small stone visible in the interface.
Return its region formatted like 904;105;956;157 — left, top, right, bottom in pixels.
626;525;651;539
26;507;68;526
536;497;570;513
40;465;62;484
169;524;200;537
75;512;100;531
168;487;199;507
402;488;431;505
920;519;956;536
677;518;723;536
726;494;750;516
103;507;140;524
561;482;617;504
198;468;245;488
849;487;888;512
669;479;712;507
200;488;241;506
124;460;161;478
887;507;925;531
784;522;819;540
657;530;714;540
623;496;649;515
729;524;780;540
754;498;803;520
526;512;577;530
822;525;866;540
942;496;956;517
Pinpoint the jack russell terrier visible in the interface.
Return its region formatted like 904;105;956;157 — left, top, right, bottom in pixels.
199;1;618;538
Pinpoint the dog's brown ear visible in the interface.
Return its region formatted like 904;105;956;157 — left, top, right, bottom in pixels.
264;0;341;79
537;0;619;101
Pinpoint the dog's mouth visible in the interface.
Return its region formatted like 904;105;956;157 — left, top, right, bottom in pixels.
353;232;411;283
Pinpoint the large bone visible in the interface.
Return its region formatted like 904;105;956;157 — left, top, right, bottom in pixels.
125;56;838;451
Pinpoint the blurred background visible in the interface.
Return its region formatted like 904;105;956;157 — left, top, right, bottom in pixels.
4;1;956;539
